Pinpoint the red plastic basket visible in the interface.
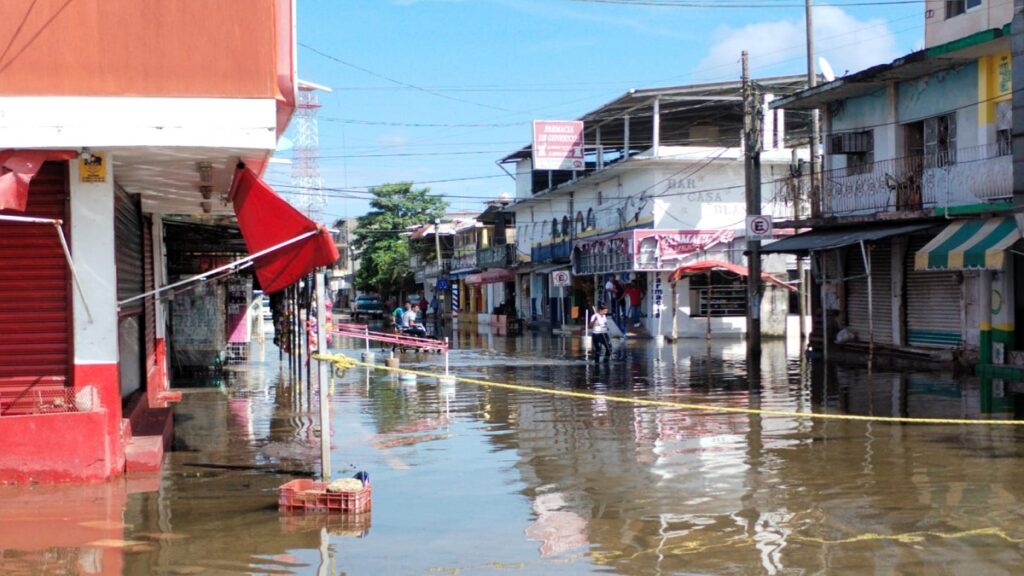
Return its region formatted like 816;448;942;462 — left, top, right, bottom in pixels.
278;479;372;513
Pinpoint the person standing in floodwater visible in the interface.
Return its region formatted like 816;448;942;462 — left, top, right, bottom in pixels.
589;303;612;361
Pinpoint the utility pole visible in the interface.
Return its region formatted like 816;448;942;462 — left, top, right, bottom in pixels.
743;51;763;371
434;217;445;328
801;0;821;343
806;0;821;218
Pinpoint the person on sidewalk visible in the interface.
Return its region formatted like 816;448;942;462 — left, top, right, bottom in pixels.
624;281;645;327
589;303;612;361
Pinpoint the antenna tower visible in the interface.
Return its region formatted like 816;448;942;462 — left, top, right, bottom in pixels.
292;84;326;222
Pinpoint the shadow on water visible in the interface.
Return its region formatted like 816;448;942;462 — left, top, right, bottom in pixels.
3;329;1024;574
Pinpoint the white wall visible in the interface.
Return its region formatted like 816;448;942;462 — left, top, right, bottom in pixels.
70;157;119;364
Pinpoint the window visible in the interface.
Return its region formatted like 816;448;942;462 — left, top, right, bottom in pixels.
551;218;559;239
827;131;874;175
586;208;596;230
997;101;1012;157
689;271;747;317
575;211;585;234
561;216;570;237
924;113;956;167
946;0;981;18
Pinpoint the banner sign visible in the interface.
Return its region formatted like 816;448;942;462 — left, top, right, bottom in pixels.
532;120;585;171
633;229;736;258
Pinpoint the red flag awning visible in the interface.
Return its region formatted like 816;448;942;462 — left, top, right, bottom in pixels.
668;259;795;291
0;150;77;212
230;166;339;294
465;268;516;286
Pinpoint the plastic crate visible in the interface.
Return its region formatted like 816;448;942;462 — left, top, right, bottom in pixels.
278;478;372;513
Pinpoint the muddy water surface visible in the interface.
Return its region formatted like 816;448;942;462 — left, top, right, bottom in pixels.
3;328;1024;575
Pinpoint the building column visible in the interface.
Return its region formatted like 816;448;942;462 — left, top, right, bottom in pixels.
69;154;125;477
980;269;993;364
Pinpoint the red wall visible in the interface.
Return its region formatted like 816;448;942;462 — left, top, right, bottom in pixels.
0;410;118;484
0;0;289;99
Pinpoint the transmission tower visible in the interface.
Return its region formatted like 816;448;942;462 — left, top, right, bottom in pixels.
291;81;331;222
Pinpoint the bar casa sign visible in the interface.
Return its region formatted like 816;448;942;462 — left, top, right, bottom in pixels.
532;120;584;171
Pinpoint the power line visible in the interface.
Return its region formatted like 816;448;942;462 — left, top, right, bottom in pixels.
298;42;520;114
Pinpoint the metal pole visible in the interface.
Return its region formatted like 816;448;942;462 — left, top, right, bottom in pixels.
806;0;822;218
860;241;874;370
561;285;566;331
743;51;763;365
315;270;331;481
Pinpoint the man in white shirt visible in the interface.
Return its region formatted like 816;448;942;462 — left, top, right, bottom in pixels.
589;303;612;361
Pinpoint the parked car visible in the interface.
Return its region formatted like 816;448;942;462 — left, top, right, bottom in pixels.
352;294;384;321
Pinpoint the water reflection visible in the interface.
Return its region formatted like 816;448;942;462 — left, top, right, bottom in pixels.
3;333;1024;574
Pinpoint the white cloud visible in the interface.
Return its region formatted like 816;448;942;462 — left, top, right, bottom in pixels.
694;7;901;81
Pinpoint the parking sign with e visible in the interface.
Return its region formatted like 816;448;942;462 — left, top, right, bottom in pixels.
746;215;773;241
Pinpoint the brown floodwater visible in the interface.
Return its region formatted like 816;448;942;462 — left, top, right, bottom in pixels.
3;327;1024;575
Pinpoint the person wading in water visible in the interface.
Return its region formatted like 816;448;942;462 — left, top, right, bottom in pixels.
589;303;612;362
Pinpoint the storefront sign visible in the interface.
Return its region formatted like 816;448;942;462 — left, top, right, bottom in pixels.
79;152;107;183
532;120;585;171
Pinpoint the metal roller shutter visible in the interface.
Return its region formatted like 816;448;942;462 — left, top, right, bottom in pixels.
115;189;144;397
905;235;962;347
142;216;156;372
844;242;893;345
0;162;71;415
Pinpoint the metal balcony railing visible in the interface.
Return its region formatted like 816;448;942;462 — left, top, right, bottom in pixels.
477;244;517;270
451;252;477;271
531;238;572;264
773;145;1012;219
424;258;451;278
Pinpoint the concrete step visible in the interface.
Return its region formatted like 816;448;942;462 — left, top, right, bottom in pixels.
125;435;164;474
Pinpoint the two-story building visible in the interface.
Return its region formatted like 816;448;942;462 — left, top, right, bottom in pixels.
0;0;299;482
766;1;1019;370
501;78;809;337
330;218;359;310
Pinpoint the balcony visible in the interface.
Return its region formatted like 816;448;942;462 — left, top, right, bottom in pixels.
531;238;572;264
451;252;477;272
424;258;451;278
477;244;517;270
774;145;1012;220
574;251;632;275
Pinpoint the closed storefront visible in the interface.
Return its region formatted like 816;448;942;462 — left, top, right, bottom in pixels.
905;235;962;347
844;242;893;345
115;187;145;397
0;162;71;415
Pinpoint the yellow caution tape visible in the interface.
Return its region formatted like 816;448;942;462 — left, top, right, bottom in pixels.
313;352;1024;426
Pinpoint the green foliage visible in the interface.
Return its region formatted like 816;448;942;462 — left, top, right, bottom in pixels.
350;182;447;299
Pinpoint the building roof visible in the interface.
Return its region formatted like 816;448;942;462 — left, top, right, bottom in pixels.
772;27;1009;110
500;75;809;163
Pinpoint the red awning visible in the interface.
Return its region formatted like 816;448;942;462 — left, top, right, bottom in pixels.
668;259;795;292
465;268;516;286
230;165;339;294
0;150;77;212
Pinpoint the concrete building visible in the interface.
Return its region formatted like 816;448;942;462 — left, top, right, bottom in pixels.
767;9;1019;371
500;78;809;338
0;0;297;482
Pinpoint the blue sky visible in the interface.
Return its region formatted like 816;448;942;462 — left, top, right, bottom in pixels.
266;0;924;222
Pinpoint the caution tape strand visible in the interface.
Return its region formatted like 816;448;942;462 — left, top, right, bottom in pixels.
312;353;1024;426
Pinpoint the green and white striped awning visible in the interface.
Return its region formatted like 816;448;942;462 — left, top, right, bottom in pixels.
915;217;1020;271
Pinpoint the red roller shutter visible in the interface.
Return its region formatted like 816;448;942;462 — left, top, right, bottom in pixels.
143;215;155;371
0;162;71;415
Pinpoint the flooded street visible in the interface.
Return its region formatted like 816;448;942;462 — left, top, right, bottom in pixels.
4;329;1024;575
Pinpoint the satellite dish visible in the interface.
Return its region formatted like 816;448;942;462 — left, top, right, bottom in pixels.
818;57;836;82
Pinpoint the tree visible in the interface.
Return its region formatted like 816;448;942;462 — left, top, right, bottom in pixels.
350;182;447;301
